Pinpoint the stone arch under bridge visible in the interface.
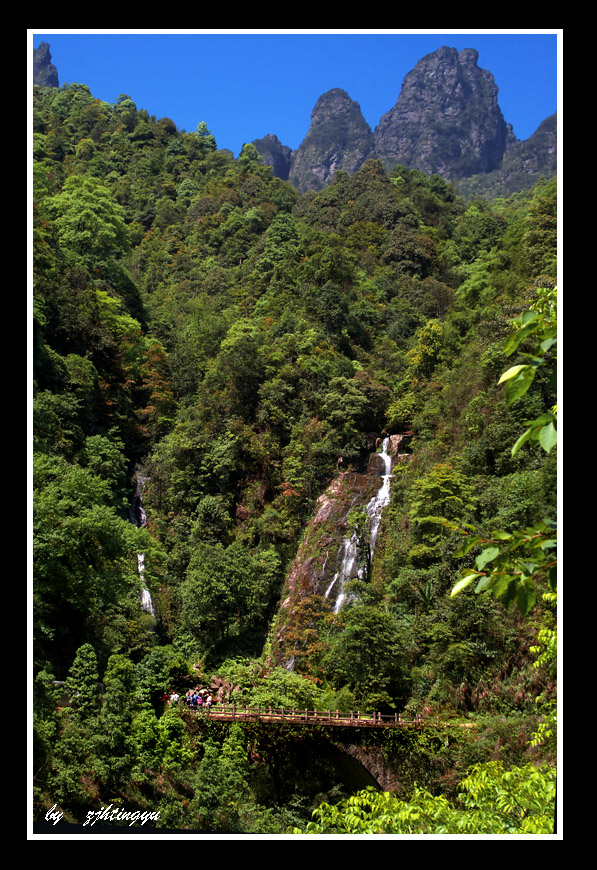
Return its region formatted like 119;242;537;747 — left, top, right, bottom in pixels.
333;742;401;792
191;711;417;795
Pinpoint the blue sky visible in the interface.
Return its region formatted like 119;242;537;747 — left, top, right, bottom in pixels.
30;30;560;158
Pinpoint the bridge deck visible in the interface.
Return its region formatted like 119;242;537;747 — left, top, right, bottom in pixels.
184;705;425;729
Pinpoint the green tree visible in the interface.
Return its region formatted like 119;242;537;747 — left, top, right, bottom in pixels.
80;432;129;508
320;376;370;461
87;653;141;791
65;643;101;722
205;320;264;419
49;175;130;266
292;762;556;834
410;462;474;524
33;668;63;778
33;391;84;458
33;454;148;670
246;666;322;710
135;646;191;713
181;541;279;649
189;739;246;832
103;653;137;713
405;319;444;378
194;120;217;152
322;605;405;710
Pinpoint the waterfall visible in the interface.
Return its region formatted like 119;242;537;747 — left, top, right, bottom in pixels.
130;474;155;619
329;532;359;613
274;433;411;666
327;437;392;613
365;437;392;553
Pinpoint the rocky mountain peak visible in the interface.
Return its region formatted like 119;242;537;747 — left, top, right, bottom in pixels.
250;134;293;181
288;88;374;193
33;41;59;88
373;46;508;179
253;45;555;197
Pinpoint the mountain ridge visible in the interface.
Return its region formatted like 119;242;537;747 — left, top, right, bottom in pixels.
252;46;556;198
32;40;556;200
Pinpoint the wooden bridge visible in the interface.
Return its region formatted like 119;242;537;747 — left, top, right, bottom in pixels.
184;703;427;729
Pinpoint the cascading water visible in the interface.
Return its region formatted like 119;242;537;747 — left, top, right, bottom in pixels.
327;437;392;613
366;437;392;553
274;433;411;666
129;474;155;619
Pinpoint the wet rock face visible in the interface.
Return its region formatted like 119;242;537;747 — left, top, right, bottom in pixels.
281;469;378;606
273;436;411;666
280;434;412;608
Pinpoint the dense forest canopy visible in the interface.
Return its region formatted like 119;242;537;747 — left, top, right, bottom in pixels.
32;80;558;835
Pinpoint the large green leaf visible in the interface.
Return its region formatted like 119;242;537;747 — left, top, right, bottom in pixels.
511;428;533;457
503;317;540;356
498;364;529;384
504;366;536;405
450;574;480;597
475;547;500;571
516;581;537;616
539;421;557;453
453;535;483;557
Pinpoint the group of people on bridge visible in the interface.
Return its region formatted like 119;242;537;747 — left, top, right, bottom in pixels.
165;690;214;710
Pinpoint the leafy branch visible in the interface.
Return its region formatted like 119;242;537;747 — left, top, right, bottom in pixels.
498;306;557;456
436;517;557;616
441;292;558;614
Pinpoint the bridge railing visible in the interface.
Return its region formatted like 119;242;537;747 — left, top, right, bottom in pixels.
181;703;423;728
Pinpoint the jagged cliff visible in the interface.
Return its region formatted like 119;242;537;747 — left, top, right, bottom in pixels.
289;89;374;193
372;47;508;179
33;41;59;88
455;111;558;199
254;46;556;197
250;134;293;181
32;40;554;198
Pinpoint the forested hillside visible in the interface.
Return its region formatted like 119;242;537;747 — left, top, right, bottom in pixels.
32;81;557;834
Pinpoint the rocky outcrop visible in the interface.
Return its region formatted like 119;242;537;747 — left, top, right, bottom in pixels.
254;46;556;197
278;469;380;609
33;42;59;88
373;47;508;179
251;134;293;181
455;111;558;199
288;88;374;193
500;112;558;184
